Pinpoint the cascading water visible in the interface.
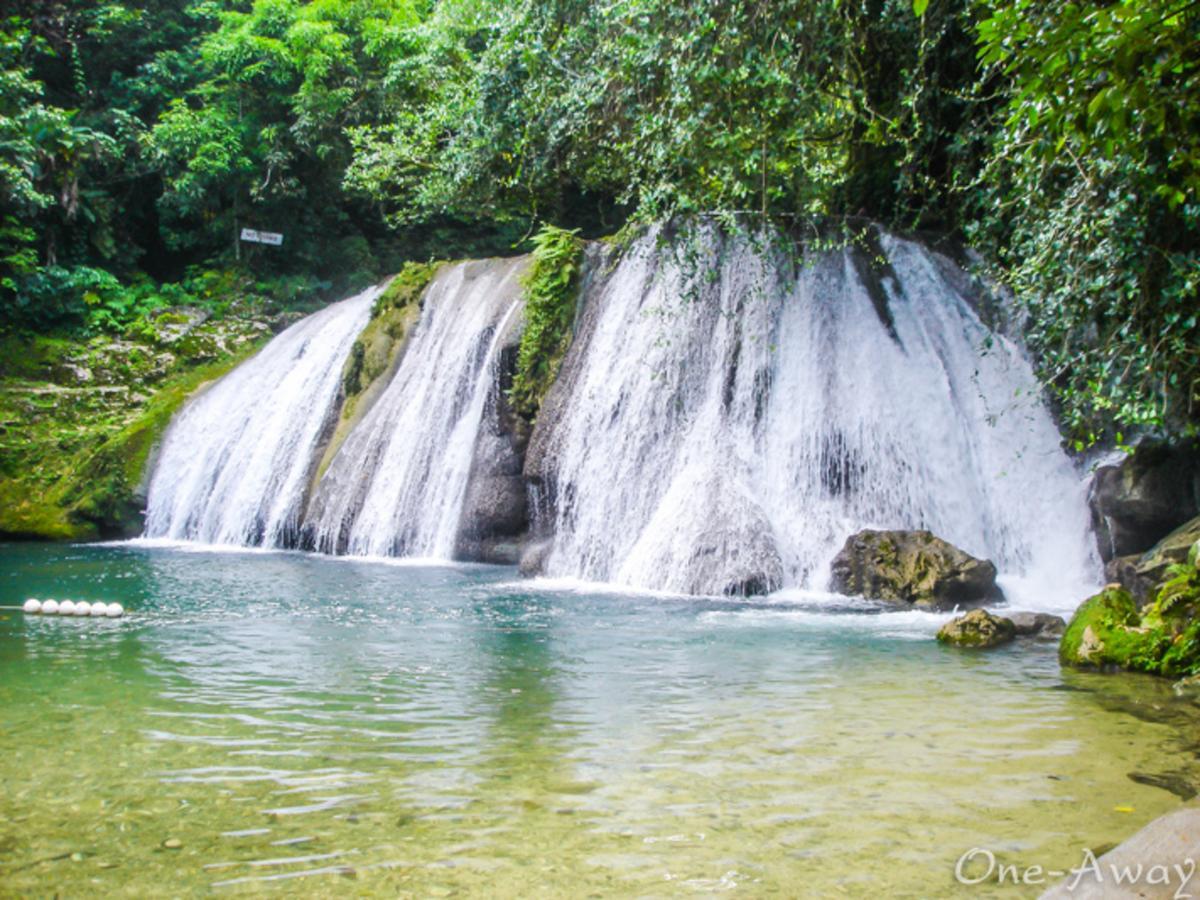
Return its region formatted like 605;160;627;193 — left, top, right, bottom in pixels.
143;287;377;547
528;226;1100;609
303;258;527;558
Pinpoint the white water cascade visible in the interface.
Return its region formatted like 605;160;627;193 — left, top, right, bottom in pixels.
303;258;527;558
143;287;377;547
530;227;1100;609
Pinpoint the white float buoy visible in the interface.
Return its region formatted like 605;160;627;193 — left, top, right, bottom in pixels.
105;602;125;618
74;601;92;617
59;600;76;616
42;599;60;615
23;599;42;614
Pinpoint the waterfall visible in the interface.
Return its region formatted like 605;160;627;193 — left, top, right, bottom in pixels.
527;226;1099;608
143;287;377;547
303;258;527;558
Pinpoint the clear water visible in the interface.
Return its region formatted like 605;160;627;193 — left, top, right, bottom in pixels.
2;542;1197;898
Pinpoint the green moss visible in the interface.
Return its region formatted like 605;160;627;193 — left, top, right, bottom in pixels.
0;479;93;541
319;263;440;483
509;225;584;421
153;311;191;327
0;334;75;381
0;340;264;541
372;261;443;318
1061;553;1200;679
61;352;259;536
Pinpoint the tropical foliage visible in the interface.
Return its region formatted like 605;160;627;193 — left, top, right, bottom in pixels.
1;0;1197;441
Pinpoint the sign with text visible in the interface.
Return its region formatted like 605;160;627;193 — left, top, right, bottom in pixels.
239;228;284;246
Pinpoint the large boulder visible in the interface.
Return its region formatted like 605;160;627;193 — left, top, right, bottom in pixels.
1060;549;1200;678
681;501;784;597
615;471;785;596
936;609;1016;649
829;529;1004;610
1089;440;1200;562
1039;806;1200;899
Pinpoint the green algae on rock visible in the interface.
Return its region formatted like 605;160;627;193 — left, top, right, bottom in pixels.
0;325;269;541
316;263;442;484
508;225;584;422
1060;542;1200;679
829;529;1005;611
937;608;1017;648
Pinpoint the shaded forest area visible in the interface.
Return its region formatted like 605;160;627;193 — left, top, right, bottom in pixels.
2;0;1198;442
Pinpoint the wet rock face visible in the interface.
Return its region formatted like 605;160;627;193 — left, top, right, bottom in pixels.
936;609;1016;649
455;341;531;565
1106;515;1200;602
829;529;1004;610
1089;440;1200;562
680;491;785;597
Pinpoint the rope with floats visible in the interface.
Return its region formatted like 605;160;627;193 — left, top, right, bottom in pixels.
3;599;126;618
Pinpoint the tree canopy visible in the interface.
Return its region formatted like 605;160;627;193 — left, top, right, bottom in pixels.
1;0;1197;442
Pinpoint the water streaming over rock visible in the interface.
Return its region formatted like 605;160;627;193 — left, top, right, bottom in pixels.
303;258;527;558
526;226;1099;607
143;287;377;547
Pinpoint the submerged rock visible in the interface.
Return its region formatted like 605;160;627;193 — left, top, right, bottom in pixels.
518;538;553;577
829;529;1003;610
1089;439;1200;562
936;609;1016;648
1008;611;1067;639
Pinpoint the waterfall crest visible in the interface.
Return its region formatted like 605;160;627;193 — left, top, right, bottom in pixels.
143;287;377;547
526;226;1099;607
303;258;527;558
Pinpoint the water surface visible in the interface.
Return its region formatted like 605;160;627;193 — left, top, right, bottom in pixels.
1;543;1196;897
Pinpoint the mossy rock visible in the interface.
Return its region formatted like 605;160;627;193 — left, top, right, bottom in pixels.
316;263;441;484
1060;559;1200;679
937;608;1016;648
0;479;95;541
829;529;1004;610
373;261;443;316
0;346;262;541
1109;515;1200;601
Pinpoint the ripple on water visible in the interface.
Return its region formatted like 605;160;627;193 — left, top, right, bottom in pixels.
0;542;1197;897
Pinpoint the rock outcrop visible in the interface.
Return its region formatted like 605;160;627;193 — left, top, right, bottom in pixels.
1039;806;1200;899
1060;539;1200;678
1105;515;1200;602
829;529;1004;610
1089;440;1200;562
936;609;1016;648
667;478;784;596
456;338;531;565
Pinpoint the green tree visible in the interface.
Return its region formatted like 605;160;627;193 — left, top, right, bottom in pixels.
971;0;1200;442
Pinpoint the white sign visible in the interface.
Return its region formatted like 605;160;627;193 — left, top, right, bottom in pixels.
240;228;284;246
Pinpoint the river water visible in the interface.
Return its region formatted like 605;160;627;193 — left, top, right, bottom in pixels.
1;541;1196;897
